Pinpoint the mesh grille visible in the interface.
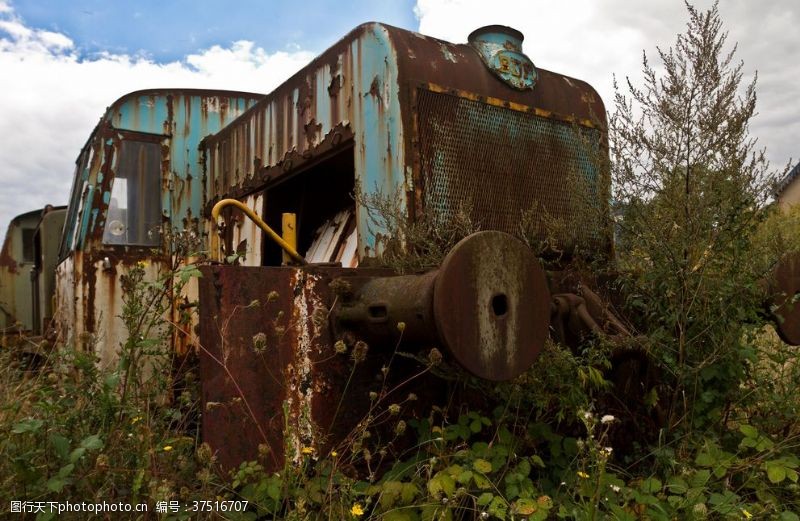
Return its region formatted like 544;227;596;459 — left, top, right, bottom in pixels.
416;89;603;252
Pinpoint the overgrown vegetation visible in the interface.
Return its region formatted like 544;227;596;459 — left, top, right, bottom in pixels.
2;2;799;519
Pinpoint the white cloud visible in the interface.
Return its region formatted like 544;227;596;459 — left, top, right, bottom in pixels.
415;0;799;174
0;3;314;242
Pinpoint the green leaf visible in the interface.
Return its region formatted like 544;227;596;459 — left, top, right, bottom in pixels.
766;462;787;484
473;459;492;474
427;471;455;498
695;451;714;467
69;447;86;463
691;469;711;487
401;483;419;504
58;463;75;478
530;455;545;468
488;496;508;520
49;434;70;461
267;481;281;501
477;492;494;506
12;418;43;434
513;498;537;515
80;434;103;451
46;476;67;493
666;477;688;495
473;473;492;490
639;477;662;494
779;512;800;521
739;424;758;438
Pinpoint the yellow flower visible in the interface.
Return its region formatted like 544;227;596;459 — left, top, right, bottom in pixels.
577;471;590;479
350;503;364;517
301;446;314;455
331;451;338;458
162;445;173;452
742;509;752;519
130;416;141;425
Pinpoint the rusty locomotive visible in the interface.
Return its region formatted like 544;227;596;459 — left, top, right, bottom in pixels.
2;23;798;471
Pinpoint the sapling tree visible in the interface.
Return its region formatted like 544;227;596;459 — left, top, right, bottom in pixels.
610;1;782;430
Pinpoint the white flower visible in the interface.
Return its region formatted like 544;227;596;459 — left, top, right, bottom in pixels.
600;414;615;424
583;411;593;420
611;485;621;493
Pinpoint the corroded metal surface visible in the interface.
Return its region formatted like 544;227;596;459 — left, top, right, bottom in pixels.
55;90;260;358
200;22;609;265
333;231;551;381
434;231;550;381
32;207;67;336
0;208;44;332
770;252;800;345
198;264;392;471
415;87;603;254
468;25;537;90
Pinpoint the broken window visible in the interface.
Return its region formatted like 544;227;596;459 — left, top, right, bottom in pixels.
103;139;162;246
21;228;35;263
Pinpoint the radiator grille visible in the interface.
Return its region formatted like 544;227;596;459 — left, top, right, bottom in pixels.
416;89;603;253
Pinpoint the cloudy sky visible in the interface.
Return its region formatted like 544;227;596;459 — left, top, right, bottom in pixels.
1;0;797;243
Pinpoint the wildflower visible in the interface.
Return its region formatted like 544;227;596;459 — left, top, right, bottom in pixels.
352;341;369;364
577;471;590;479
252;332;268;353
742;509;752;519
301;446;314;455
396;321;406;332
601;447;613;457
388;403;401;415
428;348;443;366
267;290;279;302
369;391;378;401
331;451;338;458
162;445;173;452
610;485;621;493
350;503;364;517
130;416;142;425
395;420;407;435
582;411;593;420
334;340;347;354
600;414;615;424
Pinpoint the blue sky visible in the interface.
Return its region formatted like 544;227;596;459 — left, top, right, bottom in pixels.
1;0;798;242
12;0;416;61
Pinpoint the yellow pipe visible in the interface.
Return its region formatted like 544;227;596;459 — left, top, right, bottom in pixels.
281;213;297;266
211;199;306;265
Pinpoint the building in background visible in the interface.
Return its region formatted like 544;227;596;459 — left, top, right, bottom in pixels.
776;162;800;210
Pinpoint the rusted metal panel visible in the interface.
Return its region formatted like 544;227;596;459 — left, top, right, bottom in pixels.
468;26;537;90
0;209;43;332
32;207;67;335
201;24;407;262
201;23;609;268
199;263;500;472
198;264;390;471
415;86;604;255
55;90;261;358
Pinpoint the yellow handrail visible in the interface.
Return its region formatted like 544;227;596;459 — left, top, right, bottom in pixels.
211;199;306;265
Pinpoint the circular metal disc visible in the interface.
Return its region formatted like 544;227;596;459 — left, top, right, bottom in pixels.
433;231;550;381
771;252;800;345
